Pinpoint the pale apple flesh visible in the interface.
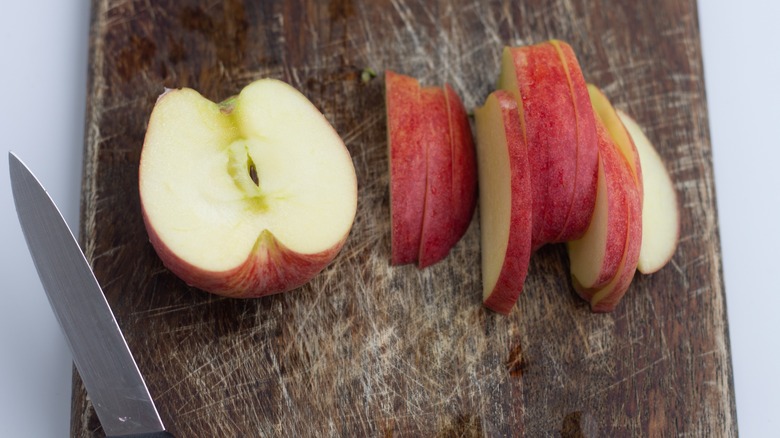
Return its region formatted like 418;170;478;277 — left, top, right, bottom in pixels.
618;110;680;274
475;90;533;315
139;79;357;298
386;71;426;266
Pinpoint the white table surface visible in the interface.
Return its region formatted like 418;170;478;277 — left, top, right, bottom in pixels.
1;1;777;436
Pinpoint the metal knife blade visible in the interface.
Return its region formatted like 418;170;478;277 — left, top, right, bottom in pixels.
9;152;171;438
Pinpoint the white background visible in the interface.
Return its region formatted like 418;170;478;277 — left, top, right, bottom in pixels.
0;1;777;436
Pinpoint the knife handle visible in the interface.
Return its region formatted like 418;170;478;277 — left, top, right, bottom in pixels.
108;432;174;438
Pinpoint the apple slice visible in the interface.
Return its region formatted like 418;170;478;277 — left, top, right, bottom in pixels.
587;85;643;196
553;41;599;242
386;71;426;266
618;110;680;274
498;42;575;248
444;83;478;243
570;119;643;313
418;87;455;268
139;79;358;298
567;120;631;291
498;44;551;248
499;41;596;248
579;192;642;313
474;90;533;314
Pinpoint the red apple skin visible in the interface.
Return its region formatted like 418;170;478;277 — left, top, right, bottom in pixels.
142;209;347;298
568;119;631;292
552;40;599;242
386;71;426;266
478;90;533;315
418;87;455;268
444;83;478;245
503;42;578;249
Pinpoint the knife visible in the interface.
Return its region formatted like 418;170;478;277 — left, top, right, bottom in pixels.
9;152;173;438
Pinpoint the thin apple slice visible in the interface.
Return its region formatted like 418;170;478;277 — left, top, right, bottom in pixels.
386;71;425;266
571;120;643;313
498;44;555;248
588;85;643;197
474;90;533;314
567;120;631;291
499;41;593;248
618;110;680;274
580;194;642;313
418;87;455;268
139;79;358;298
444;83;478;243
553;41;599;242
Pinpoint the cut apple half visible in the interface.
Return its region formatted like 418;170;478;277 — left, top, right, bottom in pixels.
386;71;426;266
474;90;533;314
618;110;680;274
139;79;358;298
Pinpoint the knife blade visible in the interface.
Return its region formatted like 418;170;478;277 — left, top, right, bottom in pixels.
9;152;172;438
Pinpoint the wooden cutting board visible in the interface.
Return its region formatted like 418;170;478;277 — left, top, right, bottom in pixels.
72;0;736;436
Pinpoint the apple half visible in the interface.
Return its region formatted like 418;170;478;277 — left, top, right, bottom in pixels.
618;110;680;274
474;90;533;314
139;79;358;298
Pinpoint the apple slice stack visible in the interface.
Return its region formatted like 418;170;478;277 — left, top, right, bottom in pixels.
386;71;477;268
474;40;680;313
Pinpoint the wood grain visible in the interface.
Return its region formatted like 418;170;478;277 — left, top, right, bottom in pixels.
73;0;736;436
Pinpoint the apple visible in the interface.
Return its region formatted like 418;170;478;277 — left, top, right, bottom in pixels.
418;86;455;268
444;83;478;244
386;70;426;265
498;40;598;248
139;78;358;298
474;90;533;314
567;119;631;292
618;110;680;274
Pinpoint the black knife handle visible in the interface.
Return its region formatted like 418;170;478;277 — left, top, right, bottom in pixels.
108;432;174;438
